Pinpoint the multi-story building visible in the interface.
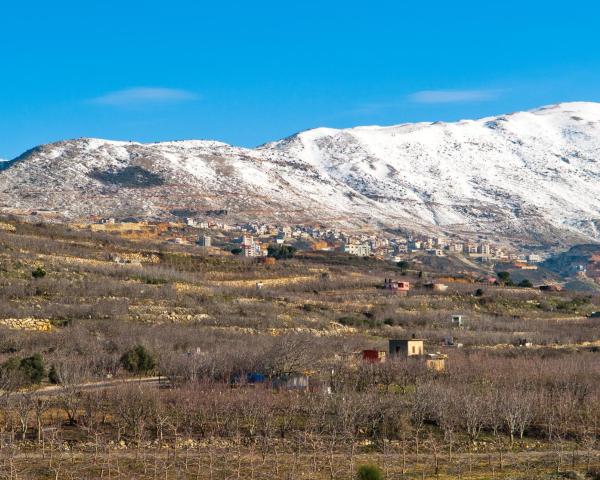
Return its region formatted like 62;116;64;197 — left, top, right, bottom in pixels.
343;243;371;257
464;243;478;255
478;243;491;255
241;235;254;247
449;243;464;253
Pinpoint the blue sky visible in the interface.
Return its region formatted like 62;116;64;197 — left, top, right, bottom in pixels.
1;0;600;159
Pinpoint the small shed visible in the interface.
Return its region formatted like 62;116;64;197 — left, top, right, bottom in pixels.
383;278;410;295
389;338;424;357
362;349;386;363
451;314;463;327
425;353;447;372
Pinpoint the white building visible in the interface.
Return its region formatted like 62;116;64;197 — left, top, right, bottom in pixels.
240;235;267;257
344;243;371;256
244;243;266;257
464;243;478;255
449;243;463;253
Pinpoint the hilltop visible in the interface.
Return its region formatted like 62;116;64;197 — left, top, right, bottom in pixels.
2;102;600;248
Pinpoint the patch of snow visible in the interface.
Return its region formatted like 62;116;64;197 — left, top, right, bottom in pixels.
2;102;600;245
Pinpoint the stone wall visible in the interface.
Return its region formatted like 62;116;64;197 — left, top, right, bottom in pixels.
0;318;52;331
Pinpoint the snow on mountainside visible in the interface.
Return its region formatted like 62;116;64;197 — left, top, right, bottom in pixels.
1;102;600;246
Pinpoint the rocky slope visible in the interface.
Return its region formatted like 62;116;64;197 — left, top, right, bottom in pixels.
1;102;600;246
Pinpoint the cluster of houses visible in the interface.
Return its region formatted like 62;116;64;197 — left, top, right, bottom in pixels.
402;236;545;264
94;216;547;265
233;337;450;393
361;338;448;372
219;224;546;265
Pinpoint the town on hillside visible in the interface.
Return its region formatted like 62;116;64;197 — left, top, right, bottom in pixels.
73;214;577;285
89;215;546;262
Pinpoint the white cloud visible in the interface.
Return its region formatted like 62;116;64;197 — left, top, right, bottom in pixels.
90;87;199;106
408;89;500;104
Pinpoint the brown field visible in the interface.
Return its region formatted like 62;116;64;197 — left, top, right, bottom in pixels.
1;218;600;479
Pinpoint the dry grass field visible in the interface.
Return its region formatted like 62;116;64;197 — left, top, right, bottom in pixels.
2;218;600;479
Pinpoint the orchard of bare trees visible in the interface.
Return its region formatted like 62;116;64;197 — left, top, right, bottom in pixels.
2;346;600;478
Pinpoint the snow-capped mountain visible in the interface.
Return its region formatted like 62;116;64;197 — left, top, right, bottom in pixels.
1;102;600;246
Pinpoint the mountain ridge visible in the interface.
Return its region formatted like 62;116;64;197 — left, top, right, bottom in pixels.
1;101;600;248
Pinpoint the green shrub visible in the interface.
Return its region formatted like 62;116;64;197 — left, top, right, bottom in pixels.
120;345;156;374
338;316;383;328
20;354;45;384
230;247;243;255
31;266;46;278
357;464;384;480
397;260;410;271
48;365;60;384
556;296;591;313
1;353;45;386
267;244;297;260
518;279;533;288
497;271;514;286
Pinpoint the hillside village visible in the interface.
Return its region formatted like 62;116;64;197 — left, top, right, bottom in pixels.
91;215;547;265
3;103;600;254
70;214;598;297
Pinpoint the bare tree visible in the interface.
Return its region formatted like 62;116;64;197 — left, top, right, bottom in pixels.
52;357;91;425
11;393;33;441
499;388;534;445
